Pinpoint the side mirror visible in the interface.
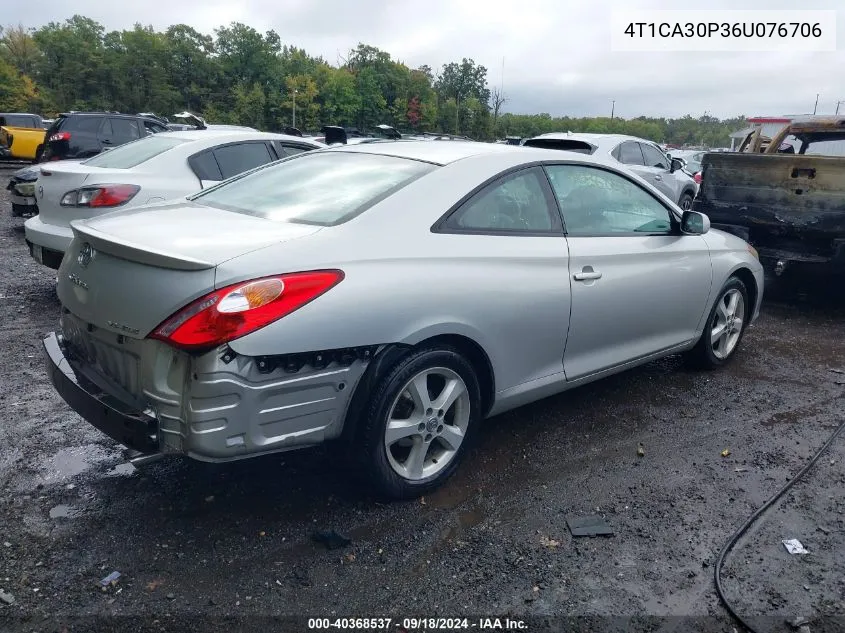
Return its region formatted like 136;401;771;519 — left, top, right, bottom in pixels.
681;210;710;235
670;158;684;173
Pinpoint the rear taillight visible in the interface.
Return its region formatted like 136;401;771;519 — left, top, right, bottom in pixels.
49;132;71;142
694;172;702;184
150;271;345;351
60;184;140;208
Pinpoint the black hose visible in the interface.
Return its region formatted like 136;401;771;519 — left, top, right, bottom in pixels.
714;415;845;632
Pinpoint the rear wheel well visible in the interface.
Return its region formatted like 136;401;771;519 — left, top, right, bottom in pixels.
731;267;758;313
416;334;495;417
337;335;496;450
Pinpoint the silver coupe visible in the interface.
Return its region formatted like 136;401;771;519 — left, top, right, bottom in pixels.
44;140;764;499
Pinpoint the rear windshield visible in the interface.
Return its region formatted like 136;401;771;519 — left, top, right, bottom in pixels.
522;139;596;154
191;151;436;226
82;135;190;169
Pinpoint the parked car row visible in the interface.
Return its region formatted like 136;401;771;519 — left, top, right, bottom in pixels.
522;132;700;210
3;120;763;499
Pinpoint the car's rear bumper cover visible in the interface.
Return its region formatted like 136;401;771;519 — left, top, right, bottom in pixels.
43;332;159;454
45;316;373;462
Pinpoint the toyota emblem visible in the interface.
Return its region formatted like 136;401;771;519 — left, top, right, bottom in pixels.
77;242;95;268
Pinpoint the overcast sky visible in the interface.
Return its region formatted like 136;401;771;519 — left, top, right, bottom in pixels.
5;0;844;119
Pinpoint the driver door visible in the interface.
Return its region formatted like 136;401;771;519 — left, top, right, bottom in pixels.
544;163;712;380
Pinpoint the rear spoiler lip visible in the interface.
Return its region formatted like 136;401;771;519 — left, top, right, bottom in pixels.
70;220;216;271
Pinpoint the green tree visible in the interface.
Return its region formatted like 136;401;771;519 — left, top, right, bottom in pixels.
32;15;109;109
0;25;40;76
163;24;220;112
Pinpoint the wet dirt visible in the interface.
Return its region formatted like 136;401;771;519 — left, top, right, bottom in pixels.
1;166;845;632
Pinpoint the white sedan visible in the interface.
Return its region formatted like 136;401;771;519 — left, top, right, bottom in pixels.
24;130;324;269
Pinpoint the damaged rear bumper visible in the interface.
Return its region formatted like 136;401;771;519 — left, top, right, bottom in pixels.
44;322;374;463
43;332;159;454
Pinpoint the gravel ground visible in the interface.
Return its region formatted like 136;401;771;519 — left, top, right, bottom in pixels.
1;165;844;633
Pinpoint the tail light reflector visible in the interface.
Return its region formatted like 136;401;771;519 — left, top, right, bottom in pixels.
694;172;702;184
150;271;345;351
49;132;71;142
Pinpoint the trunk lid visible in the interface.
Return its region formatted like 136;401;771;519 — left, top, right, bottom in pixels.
57;201;323;338
36;161;138;228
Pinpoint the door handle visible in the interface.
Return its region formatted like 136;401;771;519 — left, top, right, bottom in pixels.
653;175;663;181
573;270;603;281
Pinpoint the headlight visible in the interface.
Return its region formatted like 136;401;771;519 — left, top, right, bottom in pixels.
747;244;759;260
14;183;35;196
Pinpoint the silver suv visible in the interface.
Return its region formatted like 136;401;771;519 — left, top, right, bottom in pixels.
522;132;699;210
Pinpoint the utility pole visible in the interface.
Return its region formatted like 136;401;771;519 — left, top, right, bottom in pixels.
836;100;844;115
455;95;459;135
292;87;297;128
610;100;615;121
813;93;819;115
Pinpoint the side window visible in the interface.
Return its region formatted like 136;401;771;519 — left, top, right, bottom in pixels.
640;143;669;169
69;117;105;135
441;167;560;233
212;142;274;179
110;118;141;143
616;141;645;165
280;144;308;156
188;150;224;181
545;164;674;236
143;121;168;136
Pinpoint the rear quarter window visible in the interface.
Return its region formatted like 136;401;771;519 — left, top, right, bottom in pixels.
64;116;104;134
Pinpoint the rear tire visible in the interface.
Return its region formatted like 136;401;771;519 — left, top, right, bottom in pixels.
685;276;749;369
358;346;481;500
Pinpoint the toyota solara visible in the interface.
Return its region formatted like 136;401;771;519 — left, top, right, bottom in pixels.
44;140;764;499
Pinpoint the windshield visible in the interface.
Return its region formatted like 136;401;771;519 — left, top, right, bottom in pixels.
192;151;436;226
82;135;191;169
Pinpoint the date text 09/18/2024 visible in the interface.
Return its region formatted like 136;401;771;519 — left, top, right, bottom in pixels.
307;617;529;631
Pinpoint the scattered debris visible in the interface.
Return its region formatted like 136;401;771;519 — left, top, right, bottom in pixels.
637;444;645;457
344;553;356;563
420;497;427;506
204;496;214;503
734;467;748;472
0;590;15;605
166;593;176;601
539;535;560;548
258;531;266;537
145;579;164;591
566;515;614;538
312;529;352;550
817;526;830;535
829;368;845;374
721;449;731;457
782;539;809;555
98;571;121;591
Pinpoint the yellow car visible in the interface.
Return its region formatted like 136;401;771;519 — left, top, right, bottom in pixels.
0;113;47;161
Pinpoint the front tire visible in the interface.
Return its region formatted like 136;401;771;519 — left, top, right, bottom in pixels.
678;192;694;211
359;346;482;500
685;276;749;369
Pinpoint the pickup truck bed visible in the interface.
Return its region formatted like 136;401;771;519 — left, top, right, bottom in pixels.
692;118;845;276
0;126;45;161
